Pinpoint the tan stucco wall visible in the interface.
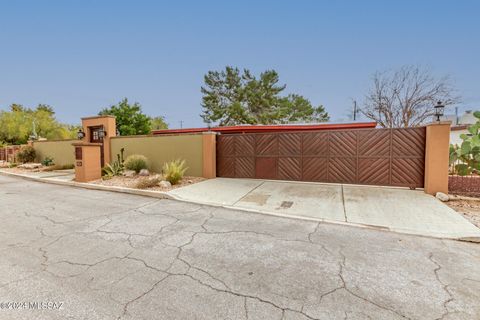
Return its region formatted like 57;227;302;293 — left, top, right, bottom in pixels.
33;140;79;166
424;122;451;195
110;134;204;176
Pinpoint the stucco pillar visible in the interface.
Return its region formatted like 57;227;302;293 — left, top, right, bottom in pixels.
72;142;102;182
424;121;451;195
202;132;217;178
81;115;117;165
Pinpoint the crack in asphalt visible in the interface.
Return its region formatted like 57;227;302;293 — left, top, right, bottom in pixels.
2;177;476;320
5;203;421;320
311;248;412;320
429;253;455;320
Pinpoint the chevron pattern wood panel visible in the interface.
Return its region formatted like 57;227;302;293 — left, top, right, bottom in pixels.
329;131;357;156
358;158;390;185
279;133;301;156
391;158;424;187
302;157;328;181
255;157;277;179
329;157;357;183
358;129;391;157
278;157;301;180
303;132;328;155
217;157;235;177
392;128;426;157
216;127;426;188
256;134;278;155
235;135;255;156
235;157;255;178
217;136;234;155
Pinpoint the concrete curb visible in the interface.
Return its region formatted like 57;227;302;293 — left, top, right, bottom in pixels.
1;170;478;243
0;170;174;200
169;194;480;243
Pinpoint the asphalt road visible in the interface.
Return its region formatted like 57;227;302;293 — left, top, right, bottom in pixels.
0;174;479;320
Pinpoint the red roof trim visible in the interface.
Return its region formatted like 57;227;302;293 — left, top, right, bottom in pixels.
152;122;377;135
451;125;469;131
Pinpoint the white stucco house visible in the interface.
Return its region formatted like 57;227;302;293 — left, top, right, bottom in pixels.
444;110;478;146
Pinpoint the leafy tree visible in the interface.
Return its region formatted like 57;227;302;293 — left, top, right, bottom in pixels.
277;94;329;124
449;111;480;175
150;116;168;130
0;104;77;144
99;98;152;135
201;66;329;126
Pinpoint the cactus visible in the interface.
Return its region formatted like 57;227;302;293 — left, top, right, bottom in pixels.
450;111;480;175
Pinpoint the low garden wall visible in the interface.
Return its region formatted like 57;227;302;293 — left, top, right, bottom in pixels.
0;145;23;162
110;134;204;176
449;175;480;197
33;140;79;166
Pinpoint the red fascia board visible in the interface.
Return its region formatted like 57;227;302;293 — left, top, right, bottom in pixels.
152;122;377;135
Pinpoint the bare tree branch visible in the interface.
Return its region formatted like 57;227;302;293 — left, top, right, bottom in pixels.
361;65;460;128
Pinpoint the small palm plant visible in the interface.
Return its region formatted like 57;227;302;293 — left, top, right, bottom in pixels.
162;159;188;185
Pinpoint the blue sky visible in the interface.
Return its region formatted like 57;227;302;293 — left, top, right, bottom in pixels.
1;0;479;128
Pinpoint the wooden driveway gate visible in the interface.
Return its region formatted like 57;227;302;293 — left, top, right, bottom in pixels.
216;127;426;188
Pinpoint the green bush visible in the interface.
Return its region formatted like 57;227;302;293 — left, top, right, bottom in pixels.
16;146;36;163
41;157;55;166
162;159;188;185
124;154;148;173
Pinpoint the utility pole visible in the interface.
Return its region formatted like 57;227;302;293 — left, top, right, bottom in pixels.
179;120;184;129
353;100;357;121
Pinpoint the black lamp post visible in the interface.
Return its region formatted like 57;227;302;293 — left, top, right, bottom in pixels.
77;128;85;140
434;101;445;122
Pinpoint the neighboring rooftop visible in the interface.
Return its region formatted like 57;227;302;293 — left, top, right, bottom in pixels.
152;122;377;135
442;110;478;126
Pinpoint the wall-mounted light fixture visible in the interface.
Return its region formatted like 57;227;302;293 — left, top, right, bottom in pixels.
77;128;86;140
98;129;107;139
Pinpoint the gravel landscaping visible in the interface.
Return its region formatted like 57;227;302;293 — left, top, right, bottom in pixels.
90;174;205;191
446;198;480;228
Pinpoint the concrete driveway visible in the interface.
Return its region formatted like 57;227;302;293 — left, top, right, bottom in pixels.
1;175;480;319
168;178;480;241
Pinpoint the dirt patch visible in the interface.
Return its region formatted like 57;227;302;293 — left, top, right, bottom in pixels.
446;199;480;228
90;175;205;192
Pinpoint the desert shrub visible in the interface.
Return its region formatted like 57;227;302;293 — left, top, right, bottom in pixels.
41;156;55;166
16;146;36;163
102;161;124;178
124;154;148;173
135;176;160;189
162;159;188;185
